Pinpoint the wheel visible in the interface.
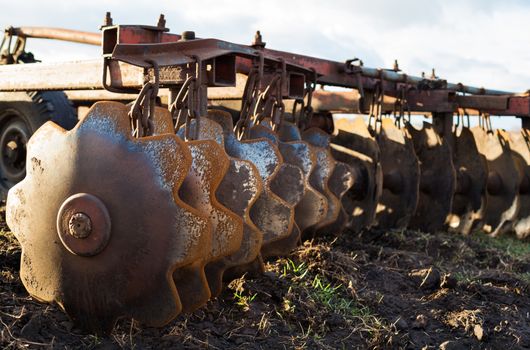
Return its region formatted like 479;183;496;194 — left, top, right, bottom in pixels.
0;117;30;191
0;91;77;198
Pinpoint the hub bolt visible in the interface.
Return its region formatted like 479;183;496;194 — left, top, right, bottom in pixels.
68;212;92;239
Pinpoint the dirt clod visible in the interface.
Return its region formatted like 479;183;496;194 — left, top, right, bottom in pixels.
394;316;408;331
409;267;441;290
412;314;429;329
440;272;458;289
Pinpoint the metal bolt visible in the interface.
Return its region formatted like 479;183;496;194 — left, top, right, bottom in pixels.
431;68;437;79
102;12;113;27
181;31;196;41
68;212;92;239
157;14;166;28
393;59;399;72
252;30;266;48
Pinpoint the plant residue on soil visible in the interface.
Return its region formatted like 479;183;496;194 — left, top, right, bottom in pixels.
2;213;530;349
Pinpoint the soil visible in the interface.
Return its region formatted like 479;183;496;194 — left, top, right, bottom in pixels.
2;210;530;349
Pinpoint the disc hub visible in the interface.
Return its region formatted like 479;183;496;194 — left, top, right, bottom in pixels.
57;193;111;256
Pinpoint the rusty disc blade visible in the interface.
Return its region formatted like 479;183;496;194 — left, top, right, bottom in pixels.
299;126;353;235
302;128;342;235
250;124;305;207
176;139;243;312
175;115;263;297
277;122;328;233
320;161;355;235
331;117;382;232
374;118;420;229
206;110;294;257
471;127;520;236
212;159;263;294
447;127;488;235
249;124;304;257
508;130;530;239
6;102;211;333
405;122;456;232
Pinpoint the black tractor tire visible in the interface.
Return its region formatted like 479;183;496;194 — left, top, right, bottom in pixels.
0;91;77;199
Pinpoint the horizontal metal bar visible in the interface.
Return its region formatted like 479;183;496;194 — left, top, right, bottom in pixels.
10;27;101;46
15;25;510;96
500;95;530;116
64;89;137;102
108;39;256;68
307;90;525;116
310;90;363;113
0;59;142;91
358;67;510;96
454;94;508;111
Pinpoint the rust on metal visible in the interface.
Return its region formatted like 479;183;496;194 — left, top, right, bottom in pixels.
323;161;355;235
177;116;264;296
298;125;353;235
8;16;530;336
175;138;243;313
248;124;304;257
6;101;211;333
158;106;246;311
10;27;102;45
0;59;142;91
1;22;526;118
302;128;342;235
277;121;329;233
56;193;111;256
205;109;294;256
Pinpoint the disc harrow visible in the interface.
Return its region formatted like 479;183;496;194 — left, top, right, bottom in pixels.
3;16;530;334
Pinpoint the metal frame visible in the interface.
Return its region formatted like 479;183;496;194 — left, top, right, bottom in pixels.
0;17;528;118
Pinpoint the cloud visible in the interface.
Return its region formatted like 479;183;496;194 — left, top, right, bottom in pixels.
0;1;528;98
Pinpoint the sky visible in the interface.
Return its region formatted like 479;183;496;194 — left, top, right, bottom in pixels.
1;0;528;128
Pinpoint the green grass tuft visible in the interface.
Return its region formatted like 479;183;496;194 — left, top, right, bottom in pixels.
471;233;530;258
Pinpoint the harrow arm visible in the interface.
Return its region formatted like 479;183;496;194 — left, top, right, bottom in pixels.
308;89;529;117
7;27;102;46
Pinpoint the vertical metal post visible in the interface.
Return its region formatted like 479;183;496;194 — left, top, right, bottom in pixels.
198;79;208;117
432;112;454;145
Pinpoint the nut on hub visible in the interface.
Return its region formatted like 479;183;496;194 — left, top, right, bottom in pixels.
68;212;92;238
